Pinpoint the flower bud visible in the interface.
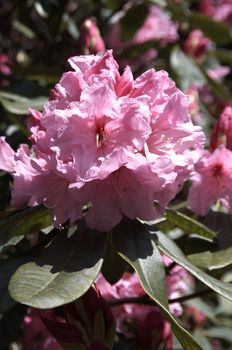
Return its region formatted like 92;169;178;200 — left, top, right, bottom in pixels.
42;286;115;350
78;18;106;54
210;106;232;151
183;29;211;60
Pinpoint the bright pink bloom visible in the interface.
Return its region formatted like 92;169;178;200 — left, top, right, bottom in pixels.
78;18;106;54
199;0;232;24
0;51;204;231
183;29;211;59
210;105;232;151
188;145;232;215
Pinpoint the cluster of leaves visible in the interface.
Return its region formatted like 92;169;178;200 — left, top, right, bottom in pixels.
1;0;232;350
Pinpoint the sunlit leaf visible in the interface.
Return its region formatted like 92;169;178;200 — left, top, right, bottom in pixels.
9;224;107;308
155;232;232;301
165;209;216;241
170;46;206;89
0;91;47;115
188;247;232;270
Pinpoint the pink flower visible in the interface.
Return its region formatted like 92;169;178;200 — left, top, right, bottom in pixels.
199;0;232;25
107;5;178;49
210;105;232;151
183;29;212;60
96;273;173;350
0;51;204;231
22;308;62;350
0;54;11;76
77;18;106;54
207;65;230;80
188;145;232;215
0;137;15;172
164;256;194;317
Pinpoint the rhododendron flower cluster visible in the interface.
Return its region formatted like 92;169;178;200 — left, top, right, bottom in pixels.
188;145;232;215
188;106;232;215
0;51;204;231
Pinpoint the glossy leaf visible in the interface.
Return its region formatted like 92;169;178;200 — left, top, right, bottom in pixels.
9;224;107;308
0;91;47;115
0;251;35;312
188;247;232;270
155;232;232;301
0;205;52;246
165;209;216;241
170;46;206;89
113;219;203;350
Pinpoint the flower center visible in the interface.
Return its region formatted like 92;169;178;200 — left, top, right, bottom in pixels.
96;126;105;148
212;163;223;177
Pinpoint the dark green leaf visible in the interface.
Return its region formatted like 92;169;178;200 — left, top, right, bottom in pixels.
0;304;27;348
101;235;127;285
120;4;148;41
9;223;107;308
0;205;52;246
188;247;232;270
155;232;232;301
209;49;232;66
165;209;216;240
191;12;232;45
113;219;203;350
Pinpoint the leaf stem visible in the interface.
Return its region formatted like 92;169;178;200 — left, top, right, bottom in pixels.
108;289;213;307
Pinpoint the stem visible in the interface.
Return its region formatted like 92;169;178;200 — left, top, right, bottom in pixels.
108;289;213;308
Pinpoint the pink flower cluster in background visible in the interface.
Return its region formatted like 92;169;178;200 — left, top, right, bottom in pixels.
96;258;193;349
199;0;232;25
188;105;232;215
0;53;11;86
106;5;178;69
0;51;204;231
107;5;178;49
22;308;62;350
